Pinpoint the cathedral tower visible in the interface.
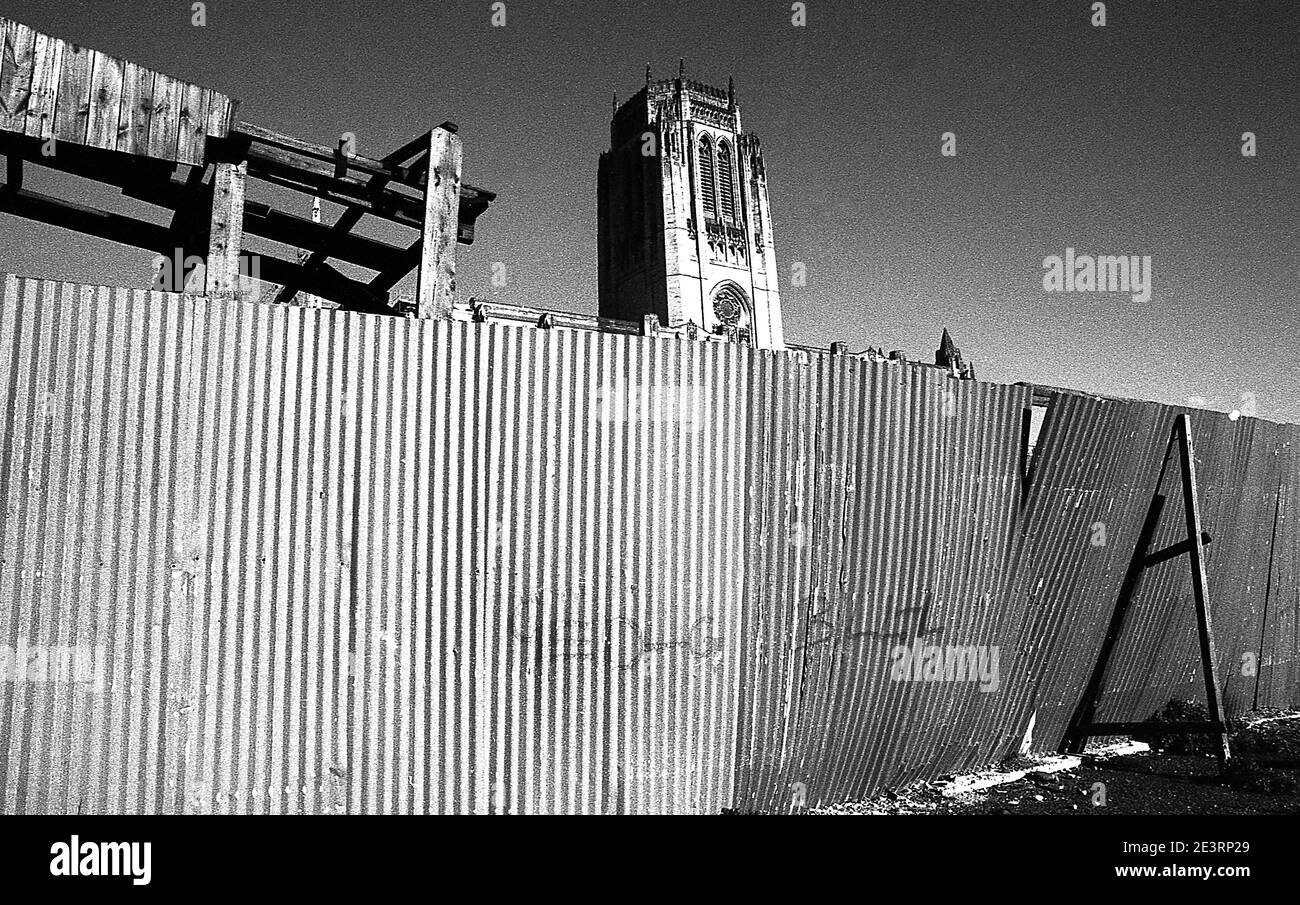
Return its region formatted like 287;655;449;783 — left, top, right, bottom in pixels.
598;69;784;349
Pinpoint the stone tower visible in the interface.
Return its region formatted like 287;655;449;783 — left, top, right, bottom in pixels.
598;69;784;349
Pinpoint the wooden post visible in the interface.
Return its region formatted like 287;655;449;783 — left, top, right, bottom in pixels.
417;124;461;319
1175;415;1232;767
206;159;247;296
1059;415;1231;769
1061;494;1165;754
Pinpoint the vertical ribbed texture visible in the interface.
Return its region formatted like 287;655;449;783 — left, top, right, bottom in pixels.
2;275;1298;814
995;393;1298;754
733;352;1030;810
0;276;744;813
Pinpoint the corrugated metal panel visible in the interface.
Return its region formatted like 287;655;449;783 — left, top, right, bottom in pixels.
995;392;1300;755
0;275;745;813
4;273;1299;815
1260;435;1300;708
732;352;1032;811
1100;411;1280;721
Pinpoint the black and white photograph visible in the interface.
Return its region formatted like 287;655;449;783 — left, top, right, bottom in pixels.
0;0;1294;886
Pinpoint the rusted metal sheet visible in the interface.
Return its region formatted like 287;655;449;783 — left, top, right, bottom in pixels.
0;275;745;813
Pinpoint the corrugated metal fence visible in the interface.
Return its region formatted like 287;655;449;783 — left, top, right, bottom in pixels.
1;275;1297;813
989;394;1299;767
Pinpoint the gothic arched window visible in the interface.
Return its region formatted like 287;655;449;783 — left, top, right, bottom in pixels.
698;135;717;220
717;140;736;223
712;283;752;337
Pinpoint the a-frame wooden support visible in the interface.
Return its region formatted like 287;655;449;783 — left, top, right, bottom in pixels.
1060;414;1232;768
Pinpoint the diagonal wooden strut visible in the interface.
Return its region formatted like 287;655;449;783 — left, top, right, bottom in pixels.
1060;414;1231;768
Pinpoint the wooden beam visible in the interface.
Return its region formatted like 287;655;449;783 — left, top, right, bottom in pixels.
417;125;461;319
383;128;436;166
241;202;406;272
1175;415;1232;766
1061;492;1167;755
0;183;180;254
0;132;417;295
123;178;405;272
252;254;392;313
247;159;484;243
4;154;21;192
163;163;210;254
1061;416;1233;769
0;158;402;318
368;238;422;294
237;120;433;189
206;159;247;295
274;138;404;303
243;148;423;218
234;121;495;203
1143;531;1212;568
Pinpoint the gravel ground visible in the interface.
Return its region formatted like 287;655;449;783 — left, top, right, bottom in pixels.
815;711;1300;816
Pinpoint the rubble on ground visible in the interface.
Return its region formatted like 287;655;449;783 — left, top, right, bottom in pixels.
812;709;1300;815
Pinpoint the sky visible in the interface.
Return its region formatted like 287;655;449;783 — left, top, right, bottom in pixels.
1;0;1297;421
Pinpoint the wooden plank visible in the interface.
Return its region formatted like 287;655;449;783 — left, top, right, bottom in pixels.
52;40;93;145
116;61;154;156
1175;415;1233;767
146;73;182;160
175;81;208;165
0;19;9;113
0;19;35;132
24;31;64;139
204;92;232;139
205;160;247;295
85;50;124;150
416;125;461;319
